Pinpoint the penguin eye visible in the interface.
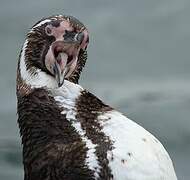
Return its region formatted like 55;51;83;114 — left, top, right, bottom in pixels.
45;26;52;36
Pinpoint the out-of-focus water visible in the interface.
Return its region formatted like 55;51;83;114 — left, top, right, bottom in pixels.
0;0;190;179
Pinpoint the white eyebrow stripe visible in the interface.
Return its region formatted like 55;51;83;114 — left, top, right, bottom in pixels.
32;19;52;29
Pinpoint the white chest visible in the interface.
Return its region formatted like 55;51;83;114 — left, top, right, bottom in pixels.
51;81;177;180
53;81;100;179
98;111;177;180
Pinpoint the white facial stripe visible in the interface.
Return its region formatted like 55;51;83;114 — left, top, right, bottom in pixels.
32;19;52;29
19;39;57;89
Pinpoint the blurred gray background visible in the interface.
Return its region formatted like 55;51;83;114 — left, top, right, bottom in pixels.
0;0;190;179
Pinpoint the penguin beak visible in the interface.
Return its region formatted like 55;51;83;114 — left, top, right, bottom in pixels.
45;31;87;87
53;53;68;87
52;33;83;87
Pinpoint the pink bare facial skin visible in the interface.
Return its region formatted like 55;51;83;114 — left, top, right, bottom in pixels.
44;18;89;83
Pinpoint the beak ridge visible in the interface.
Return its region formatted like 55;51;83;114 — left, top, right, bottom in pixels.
53;61;67;87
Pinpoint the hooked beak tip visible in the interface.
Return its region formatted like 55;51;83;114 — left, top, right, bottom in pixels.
53;61;66;87
58;81;63;87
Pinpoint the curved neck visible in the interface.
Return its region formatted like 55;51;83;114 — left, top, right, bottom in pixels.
18;40;58;89
18;40;87;90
